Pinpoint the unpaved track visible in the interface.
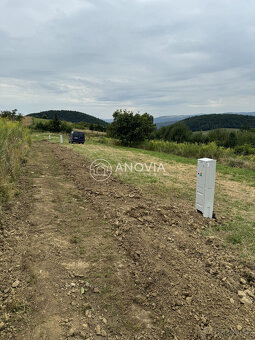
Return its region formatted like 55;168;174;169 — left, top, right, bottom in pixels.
0;141;254;340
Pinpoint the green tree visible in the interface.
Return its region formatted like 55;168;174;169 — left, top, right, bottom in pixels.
89;123;95;131
0;109;22;121
48;114;61;132
169;123;192;143
156;125;173;141
191;131;204;144
208;129;228;146
108;109;155;145
225;131;237;148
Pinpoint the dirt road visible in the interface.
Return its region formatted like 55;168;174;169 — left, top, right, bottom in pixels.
0;141;254;339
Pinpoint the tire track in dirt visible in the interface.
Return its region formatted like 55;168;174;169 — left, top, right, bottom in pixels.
1;143;141;339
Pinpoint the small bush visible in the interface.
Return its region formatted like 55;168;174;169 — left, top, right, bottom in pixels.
234;144;255;156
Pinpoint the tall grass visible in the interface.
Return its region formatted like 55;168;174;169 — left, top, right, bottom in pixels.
141;140;255;170
142;140;229;158
0;119;31;202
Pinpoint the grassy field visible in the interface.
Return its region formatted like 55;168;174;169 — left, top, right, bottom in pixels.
32;132;255;259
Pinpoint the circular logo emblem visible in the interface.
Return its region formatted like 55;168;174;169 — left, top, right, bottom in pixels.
90;159;112;182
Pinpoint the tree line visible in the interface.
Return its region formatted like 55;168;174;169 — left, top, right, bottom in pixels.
106;110;255;156
0;109;23;121
154;123;255;154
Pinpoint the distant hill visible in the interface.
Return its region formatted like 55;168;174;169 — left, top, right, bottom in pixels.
173;113;255;131
104;112;255;128
27;110;108;126
154;112;255;128
154;115;191;128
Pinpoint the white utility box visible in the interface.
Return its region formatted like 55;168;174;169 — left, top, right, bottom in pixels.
196;158;216;218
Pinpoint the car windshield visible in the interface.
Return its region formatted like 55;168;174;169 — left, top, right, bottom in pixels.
72;131;84;137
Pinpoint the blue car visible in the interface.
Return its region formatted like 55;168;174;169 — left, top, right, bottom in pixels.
69;131;85;144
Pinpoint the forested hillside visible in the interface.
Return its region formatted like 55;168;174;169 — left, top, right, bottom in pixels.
180;114;255;131
27;110;108;126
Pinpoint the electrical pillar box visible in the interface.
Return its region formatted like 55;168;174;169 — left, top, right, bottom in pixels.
196;158;216;218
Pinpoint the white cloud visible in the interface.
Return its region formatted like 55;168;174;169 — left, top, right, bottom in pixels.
0;0;255;118
0;0;94;37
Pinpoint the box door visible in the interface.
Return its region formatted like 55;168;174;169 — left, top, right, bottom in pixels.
196;161;206;211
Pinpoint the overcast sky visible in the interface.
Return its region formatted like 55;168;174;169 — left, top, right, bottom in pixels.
0;0;255;119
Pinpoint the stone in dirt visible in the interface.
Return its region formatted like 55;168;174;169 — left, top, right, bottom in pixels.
245;290;255;298
237;291;246;298
201;315;208;325
240;296;252;305
68;328;76;336
79;330;87;338
101;330;107;337
240;278;247;285
186;297;192;304
85;310;92;318
230;298;235;304
95;325;107;336
12;280;20;288
0;321;5;330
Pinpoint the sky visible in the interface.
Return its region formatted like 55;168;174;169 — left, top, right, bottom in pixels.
0;0;255;119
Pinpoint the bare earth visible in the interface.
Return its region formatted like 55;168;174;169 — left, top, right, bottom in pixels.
0;141;254;339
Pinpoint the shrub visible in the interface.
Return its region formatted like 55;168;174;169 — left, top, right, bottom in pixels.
234;144;255;156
